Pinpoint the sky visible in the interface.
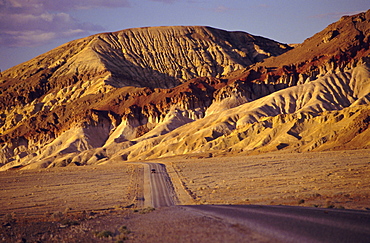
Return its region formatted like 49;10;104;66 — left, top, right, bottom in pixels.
0;0;369;71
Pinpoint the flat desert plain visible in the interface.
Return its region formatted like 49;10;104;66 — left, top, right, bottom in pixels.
165;149;370;210
0;149;369;242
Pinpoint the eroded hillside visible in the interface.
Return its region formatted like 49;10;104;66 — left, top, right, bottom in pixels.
0;10;369;170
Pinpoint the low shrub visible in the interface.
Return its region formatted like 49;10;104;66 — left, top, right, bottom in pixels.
119;225;131;234
139;207;155;214
94;230;113;238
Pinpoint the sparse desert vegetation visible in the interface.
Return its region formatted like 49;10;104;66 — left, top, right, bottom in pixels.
0;164;141;217
0;149;369;242
166;149;370;210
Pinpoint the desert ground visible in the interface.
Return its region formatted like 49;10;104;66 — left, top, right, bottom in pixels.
0;149;369;242
165;149;370;210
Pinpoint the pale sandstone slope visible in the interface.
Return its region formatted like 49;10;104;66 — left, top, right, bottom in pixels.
1;10;370;170
9;61;368;170
0;26;291;169
0;26;289;136
108;62;370;161
93;26;291;88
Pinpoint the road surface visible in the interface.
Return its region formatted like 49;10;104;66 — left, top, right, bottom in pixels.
143;162;370;242
183;204;370;243
145;162;177;208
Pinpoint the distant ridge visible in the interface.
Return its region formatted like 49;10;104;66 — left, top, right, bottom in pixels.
1;25;290;88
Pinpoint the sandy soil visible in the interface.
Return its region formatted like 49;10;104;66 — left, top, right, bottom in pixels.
0;206;277;242
1;149;369;242
0;164;143;217
165;149;370;210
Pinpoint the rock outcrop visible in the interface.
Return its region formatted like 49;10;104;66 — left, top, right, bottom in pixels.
0;10;369;170
225;10;370;87
0;26;290;135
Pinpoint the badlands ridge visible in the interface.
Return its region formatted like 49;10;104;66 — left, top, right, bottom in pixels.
0;10;369;170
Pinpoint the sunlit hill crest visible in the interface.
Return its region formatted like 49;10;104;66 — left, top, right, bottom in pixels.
0;10;369;170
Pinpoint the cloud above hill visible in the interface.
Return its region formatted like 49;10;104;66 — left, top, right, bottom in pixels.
0;0;130;47
1;0;131;13
0;11;104;47
149;0;178;3
310;10;365;19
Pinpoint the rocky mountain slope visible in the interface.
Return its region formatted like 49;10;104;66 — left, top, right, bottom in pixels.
0;26;290;135
0;10;369;170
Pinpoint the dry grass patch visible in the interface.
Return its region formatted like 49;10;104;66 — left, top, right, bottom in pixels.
0;163;138;217
167;149;370;210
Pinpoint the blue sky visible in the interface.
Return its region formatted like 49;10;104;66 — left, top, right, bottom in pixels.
0;0;368;71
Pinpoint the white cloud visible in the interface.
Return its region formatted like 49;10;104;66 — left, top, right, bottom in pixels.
42;0;131;11
0;0;130;47
214;5;231;13
149;0;177;3
0;0;131;12
310;10;365;20
1;30;56;47
0;11;103;46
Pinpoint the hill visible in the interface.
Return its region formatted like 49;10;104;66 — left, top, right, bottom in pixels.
0;10;369;170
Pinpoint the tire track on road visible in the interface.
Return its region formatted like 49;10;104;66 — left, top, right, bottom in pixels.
144;163;178;208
